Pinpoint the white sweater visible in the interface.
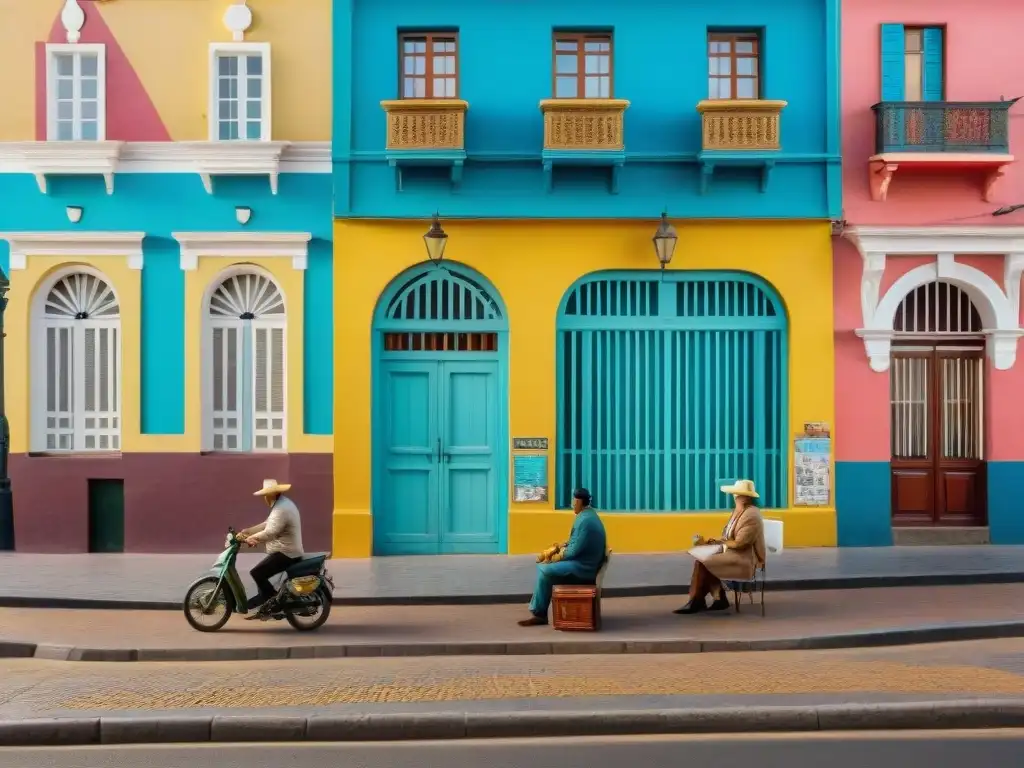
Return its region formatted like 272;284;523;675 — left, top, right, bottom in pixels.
246;496;304;558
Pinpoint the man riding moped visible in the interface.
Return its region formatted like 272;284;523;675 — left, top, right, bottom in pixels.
237;479;304;619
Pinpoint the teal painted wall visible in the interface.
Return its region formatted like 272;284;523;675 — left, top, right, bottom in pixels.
835;461;893;546
332;0;843;219
0;172;333;438
989;462;1024;544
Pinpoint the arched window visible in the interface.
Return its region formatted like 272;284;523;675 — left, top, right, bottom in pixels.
32;270;121;452
204;269;286;452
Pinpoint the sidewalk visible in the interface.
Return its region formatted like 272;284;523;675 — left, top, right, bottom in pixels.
2;638;1024;744
1;546;1023;609
3;584;1024;661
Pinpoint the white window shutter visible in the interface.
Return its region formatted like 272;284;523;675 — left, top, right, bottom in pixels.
206;271;286;453
37;272;121;453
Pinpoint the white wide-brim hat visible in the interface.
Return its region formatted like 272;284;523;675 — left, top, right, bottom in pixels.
720;479;759;498
254;479;292;497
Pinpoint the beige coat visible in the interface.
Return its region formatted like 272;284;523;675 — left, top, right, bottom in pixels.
703;505;765;582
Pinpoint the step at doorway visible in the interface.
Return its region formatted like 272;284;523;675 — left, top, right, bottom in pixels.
893;526;989;546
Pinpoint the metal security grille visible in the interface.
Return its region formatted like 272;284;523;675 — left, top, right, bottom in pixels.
893;281;982;335
890;356;930;459
941;355;983;460
557;272;788;511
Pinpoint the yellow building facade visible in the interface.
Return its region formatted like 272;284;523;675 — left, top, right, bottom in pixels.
332;219;837;558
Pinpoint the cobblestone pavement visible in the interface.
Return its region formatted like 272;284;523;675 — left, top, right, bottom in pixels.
0;545;1022;605
2;638;1024;718
0;584;1023;651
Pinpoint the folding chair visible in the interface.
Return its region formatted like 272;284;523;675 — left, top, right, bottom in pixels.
728;518;783;617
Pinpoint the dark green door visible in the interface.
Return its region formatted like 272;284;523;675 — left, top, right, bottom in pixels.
88;479;124;553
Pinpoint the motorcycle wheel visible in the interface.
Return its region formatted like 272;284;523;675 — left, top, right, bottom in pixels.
183;576;233;632
285;586;332;632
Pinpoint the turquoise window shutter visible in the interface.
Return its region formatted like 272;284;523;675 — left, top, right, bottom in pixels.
922;27;944;102
880;23;906;101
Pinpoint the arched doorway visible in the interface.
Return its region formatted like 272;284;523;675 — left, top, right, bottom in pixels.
371;262;509;555
556;271;788;510
890;280;986;527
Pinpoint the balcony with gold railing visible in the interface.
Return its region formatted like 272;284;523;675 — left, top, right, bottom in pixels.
695;99;787;194
537;99;629;193
379;99;469;189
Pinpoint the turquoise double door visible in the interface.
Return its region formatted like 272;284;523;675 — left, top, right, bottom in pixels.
375;358;502;555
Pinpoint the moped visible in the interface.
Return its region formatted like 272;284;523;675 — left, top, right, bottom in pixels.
183;526;334;632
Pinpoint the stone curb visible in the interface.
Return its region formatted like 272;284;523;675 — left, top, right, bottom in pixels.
0;700;1023;746
10;619;1024;663
1;571;1023;611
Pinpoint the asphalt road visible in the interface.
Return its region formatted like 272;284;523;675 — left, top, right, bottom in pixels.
8;731;1024;768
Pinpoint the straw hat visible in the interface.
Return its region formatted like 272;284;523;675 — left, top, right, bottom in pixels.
253;479;292;497
720;479;759;498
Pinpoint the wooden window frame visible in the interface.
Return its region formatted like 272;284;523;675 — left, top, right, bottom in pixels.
398;31;460;100
551;31;614;99
707;32;761;100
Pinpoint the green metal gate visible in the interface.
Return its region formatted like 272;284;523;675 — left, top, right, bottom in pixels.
556;271;788;511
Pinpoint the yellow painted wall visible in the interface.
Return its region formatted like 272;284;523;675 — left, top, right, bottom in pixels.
5;255;142;454
4;254;329;456
332;219;837;558
0;0;331;141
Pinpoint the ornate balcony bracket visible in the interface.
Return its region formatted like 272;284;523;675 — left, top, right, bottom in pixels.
868;153;1015;203
540;151;625;194
697;154;776;195
538;99;628;194
381;100;468;191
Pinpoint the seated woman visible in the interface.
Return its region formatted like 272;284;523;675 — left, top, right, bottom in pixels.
518;488;607;627
675;479;765;614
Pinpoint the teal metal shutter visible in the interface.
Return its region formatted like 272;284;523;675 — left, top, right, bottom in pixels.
921;27;944;102
880;24;906;101
556;272;788;512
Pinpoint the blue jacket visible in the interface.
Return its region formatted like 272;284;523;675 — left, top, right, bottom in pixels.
560;508;607;579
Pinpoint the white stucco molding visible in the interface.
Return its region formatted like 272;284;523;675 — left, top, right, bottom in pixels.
1;231;145;271
845;225;1024;372
172;232;311;271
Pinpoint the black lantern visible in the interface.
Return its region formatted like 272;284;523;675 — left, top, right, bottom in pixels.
652;212;678;270
423;213;448;263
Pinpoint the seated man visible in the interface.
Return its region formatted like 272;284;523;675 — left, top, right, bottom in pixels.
675;478;765;614
518;488;607;627
238;478;304;619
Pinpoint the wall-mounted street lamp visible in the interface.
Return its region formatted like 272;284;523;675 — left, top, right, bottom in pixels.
235;206;252;225
66;206;83;224
423;213;448;264
652;212;678;270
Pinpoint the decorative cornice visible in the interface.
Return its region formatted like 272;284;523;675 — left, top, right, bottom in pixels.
2;141;125;194
0;141;331;178
172;232;311;271
845;225;1024;257
185;141;288;195
1;231;145;270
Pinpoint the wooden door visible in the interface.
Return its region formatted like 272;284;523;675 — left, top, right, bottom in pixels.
890;349;985;526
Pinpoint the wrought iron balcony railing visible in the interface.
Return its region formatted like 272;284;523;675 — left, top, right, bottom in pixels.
871;100;1016;154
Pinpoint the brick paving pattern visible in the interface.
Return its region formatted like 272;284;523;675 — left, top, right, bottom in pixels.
2;638;1024;716
0;545;1021;605
0;584;1022;651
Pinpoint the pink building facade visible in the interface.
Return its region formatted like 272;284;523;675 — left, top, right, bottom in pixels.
835;0;1024;545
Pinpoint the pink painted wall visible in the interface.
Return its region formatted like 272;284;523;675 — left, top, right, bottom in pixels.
842;0;1024;227
34;1;169;141
835;238;1024;462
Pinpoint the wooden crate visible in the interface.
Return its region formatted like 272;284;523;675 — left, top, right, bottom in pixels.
552;584;601;631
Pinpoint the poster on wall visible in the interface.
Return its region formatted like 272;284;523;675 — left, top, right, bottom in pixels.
794;436;831;506
513;455;549;503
